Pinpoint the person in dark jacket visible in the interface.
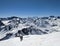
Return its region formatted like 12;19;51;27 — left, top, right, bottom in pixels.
18;30;23;41
19;34;23;41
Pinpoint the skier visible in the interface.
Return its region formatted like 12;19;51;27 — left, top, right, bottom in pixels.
18;30;23;41
19;34;23;41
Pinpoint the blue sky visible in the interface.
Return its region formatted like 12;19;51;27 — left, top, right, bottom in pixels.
0;0;60;17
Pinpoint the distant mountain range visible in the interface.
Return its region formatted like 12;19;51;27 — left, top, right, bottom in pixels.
0;16;60;41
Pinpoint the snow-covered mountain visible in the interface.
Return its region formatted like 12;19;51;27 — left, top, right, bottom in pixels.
0;16;60;41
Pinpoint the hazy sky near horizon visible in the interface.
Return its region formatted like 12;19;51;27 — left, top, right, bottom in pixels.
0;0;60;17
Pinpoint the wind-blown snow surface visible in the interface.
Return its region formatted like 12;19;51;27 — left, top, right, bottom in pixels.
0;32;60;46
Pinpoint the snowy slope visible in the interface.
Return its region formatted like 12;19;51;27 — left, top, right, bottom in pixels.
0;32;60;46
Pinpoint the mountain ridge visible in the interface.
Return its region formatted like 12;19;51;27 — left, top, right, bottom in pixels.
0;15;60;41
